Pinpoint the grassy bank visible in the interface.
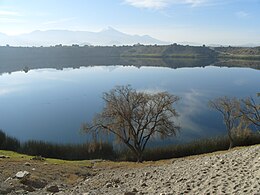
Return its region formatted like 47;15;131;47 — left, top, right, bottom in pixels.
1;129;260;161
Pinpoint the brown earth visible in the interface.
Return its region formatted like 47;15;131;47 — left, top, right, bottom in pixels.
0;152;94;194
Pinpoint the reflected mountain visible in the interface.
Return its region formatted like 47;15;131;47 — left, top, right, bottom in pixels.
213;60;260;70
0;57;214;75
0;45;259;75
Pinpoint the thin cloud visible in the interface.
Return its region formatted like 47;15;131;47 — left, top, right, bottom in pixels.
124;0;169;9
177;89;206;133
0;10;22;23
0;18;24;23
0;88;20;96
0;10;20;16
124;0;209;9
236;11;249;18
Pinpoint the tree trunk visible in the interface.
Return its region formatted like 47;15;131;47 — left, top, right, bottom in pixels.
124;142;144;163
229;139;234;149
228;131;234;149
136;152;143;163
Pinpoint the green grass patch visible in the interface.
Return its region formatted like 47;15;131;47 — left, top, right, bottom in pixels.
0;149;29;159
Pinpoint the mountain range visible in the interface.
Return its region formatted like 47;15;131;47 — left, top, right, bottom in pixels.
0;27;168;47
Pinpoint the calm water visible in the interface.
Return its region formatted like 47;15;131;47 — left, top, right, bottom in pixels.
0;65;259;145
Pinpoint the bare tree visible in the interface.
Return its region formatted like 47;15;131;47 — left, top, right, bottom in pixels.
209;97;240;149
239;97;260;130
82;85;180;162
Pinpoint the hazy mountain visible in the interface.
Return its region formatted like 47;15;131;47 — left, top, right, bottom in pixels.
0;27;168;46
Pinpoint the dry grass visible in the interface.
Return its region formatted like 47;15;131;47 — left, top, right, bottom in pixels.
0;150;94;188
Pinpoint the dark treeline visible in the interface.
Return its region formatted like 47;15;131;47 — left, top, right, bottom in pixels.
121;134;260;161
1;129;260;161
1;44;259;75
0;130;115;160
0;130;20;151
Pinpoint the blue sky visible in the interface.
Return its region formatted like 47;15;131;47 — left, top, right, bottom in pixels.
0;0;259;45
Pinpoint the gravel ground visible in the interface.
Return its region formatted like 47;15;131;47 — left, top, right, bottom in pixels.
67;145;260;195
1;145;260;194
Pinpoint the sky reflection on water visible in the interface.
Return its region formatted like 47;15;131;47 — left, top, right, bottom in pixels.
0;65;259;145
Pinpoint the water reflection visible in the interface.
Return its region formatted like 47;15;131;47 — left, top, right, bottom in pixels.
0;65;259;144
1;55;260;76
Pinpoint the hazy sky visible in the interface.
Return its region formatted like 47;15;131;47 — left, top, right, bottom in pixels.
0;0;259;45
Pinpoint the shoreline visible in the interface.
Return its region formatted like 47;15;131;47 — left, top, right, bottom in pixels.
1;144;260;194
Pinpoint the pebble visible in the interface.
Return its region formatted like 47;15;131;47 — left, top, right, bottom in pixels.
124;192;136;195
24;162;31;166
132;187;138;192
46;185;59;193
15;171;30;179
144;172;150;177
105;182;113;188
0;155;10;159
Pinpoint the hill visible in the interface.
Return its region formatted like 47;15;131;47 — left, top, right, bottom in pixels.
121;44;216;58
213;46;260;60
0;44;217;74
0;28;167;47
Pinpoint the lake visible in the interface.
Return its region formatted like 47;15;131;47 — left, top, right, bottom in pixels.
0;63;259;145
